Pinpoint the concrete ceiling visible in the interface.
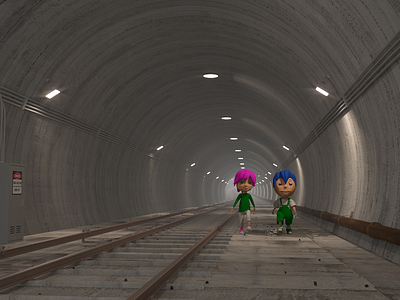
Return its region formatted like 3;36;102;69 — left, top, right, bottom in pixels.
0;1;399;235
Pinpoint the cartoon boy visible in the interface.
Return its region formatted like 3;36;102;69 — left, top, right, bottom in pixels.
271;169;297;234
231;170;256;234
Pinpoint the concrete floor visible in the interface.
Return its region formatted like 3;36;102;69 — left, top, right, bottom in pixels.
1;203;399;299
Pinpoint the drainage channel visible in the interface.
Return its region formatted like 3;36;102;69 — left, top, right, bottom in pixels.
0;206;235;299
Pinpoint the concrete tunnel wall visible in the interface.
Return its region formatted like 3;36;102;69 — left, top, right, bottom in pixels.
0;1;399;263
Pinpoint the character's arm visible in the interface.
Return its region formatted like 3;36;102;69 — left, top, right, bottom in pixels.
249;195;256;211
290;199;297;217
272;199;278;214
231;194;241;212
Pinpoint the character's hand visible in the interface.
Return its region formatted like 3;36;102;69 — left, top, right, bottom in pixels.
253;207;256;212
231;207;234;212
271;210;274;214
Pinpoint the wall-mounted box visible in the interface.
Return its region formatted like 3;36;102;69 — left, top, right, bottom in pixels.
0;163;25;245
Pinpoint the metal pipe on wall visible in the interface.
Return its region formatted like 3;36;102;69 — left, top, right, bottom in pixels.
297;206;400;246
0;92;5;163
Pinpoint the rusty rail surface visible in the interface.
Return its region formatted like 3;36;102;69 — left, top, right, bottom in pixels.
0;204;221;260
297;206;400;246
127;211;238;300
0;207;222;290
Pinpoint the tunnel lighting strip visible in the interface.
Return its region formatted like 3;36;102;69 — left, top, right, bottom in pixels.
282;30;400;169
45;89;60;99
203;73;218;79
315;87;329;96
0;86;173;163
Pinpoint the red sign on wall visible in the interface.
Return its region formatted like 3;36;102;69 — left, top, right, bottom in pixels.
12;171;22;195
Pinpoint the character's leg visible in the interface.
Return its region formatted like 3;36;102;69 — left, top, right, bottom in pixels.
276;211;284;232
245;210;251;230
284;214;293;234
239;212;244;228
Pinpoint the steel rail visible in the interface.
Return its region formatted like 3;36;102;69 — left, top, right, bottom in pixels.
0;204;221;260
127;211;238;300
297;206;400;246
0;206;223;291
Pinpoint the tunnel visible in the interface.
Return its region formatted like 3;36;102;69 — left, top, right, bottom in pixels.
0;1;399;294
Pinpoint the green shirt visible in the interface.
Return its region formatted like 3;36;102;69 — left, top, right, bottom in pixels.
233;193;255;212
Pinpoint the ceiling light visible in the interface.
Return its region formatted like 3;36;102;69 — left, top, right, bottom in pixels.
207;171;211;175
238;157;243;160
273;163;278;167
203;73;218;79
191;163;195;167
221;116;231;120
316;87;329;96
222;180;224;182
268;172;271;175
156;146;164;151
283;145;289;151
241;167;245;169
230;137;238;140
216;176;219;179
235;150;241;152
240;163;244;165
45;89;60;99
265;177;268;179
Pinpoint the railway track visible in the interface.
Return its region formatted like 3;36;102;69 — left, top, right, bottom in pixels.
0;204;237;299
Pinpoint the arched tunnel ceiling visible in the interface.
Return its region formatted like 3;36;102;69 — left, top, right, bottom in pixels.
1;1;399;183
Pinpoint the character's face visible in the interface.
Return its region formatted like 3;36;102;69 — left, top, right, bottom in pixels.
274;178;296;198
237;177;254;193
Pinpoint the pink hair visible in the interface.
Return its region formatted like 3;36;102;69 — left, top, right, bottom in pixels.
234;170;256;192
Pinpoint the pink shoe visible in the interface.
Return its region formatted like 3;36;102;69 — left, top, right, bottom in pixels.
239;228;244;234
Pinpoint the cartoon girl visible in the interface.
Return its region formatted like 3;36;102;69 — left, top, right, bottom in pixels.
231;170;256;233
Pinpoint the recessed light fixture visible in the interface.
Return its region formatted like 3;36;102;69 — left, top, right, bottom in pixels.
265;177;268;179
283;145;289;151
156;146;164;151
273;163;278;167
238;157;243;160
207;171;211;175
221;116;231;120
241;167;245;169
203;73;218;79
216;176;219;179
45;89;60;99
222;180;224;182
240;163;244;165
268;172;271;175
191;163;196;167
235;150;241;152
230;137;238;140
316;87;329;96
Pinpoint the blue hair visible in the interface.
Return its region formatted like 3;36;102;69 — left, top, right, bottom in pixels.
273;169;297;187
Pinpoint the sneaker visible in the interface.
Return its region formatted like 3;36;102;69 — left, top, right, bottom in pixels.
247;225;252;231
287;228;292;234
278;227;283;232
239;228;244;234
